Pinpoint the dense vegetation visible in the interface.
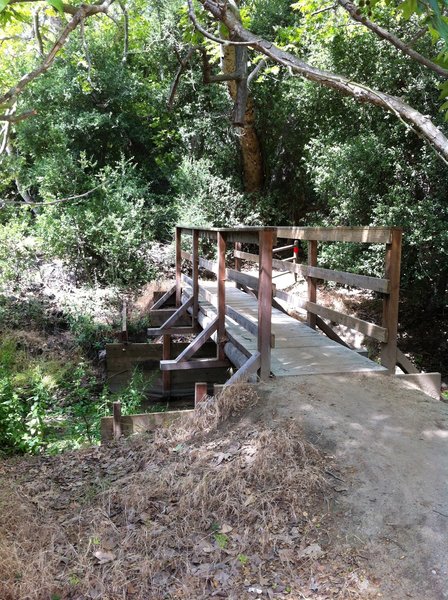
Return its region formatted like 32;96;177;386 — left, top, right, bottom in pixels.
1;0;447;452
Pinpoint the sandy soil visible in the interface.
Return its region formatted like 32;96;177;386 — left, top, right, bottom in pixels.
257;373;448;599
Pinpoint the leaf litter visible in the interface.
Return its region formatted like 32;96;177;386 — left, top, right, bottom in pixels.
0;384;378;599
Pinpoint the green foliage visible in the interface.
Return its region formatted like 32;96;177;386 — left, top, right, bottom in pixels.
34;158;163;286
171;158;259;228
0;219;39;289
0;340;53;455
67;312;115;358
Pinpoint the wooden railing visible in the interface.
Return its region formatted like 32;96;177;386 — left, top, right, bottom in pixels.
177;227;276;381
176;225;402;376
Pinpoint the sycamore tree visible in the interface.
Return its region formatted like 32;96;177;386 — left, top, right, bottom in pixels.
183;0;448;163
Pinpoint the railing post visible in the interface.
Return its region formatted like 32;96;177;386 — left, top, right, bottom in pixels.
307;240;317;329
113;401;122;440
293;240;299;283
217;231;227;360
175;226;182;307
381;228;402;373
162;333;171;395
192;229;199;322
195;382;208;406
258;229;274;380
234;241;242;290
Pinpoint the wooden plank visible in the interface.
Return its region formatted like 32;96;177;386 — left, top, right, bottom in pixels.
156;296;193;333
315;315;350;348
225;329;252;358
174;317;218;363
276;226;395;244
160;358;230;371
235;249;389;293
175;227;182;306
225;352;261;386
396;348;419;374
195;382;208;405
274;289;308;312
179;226;277;245
381;229;402;372
147;326;198;336
307;240;317;329
306;302;388;342
226;304;258;337
148;309;191;327
258;229;274;380
395;373;441;400
101;409;194;442
151;285;176;310
307;266;389;294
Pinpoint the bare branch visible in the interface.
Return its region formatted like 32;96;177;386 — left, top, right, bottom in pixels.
200;0;448;162
0;109;37;122
0;122;11;155
5;182;104;207
32;8;44;55
247;59;266;86
406;27;428;48
118;1;129;63
311;3;337;16
187;0;258;47
0;0;115;107
336;0;448;78
167;46;198;109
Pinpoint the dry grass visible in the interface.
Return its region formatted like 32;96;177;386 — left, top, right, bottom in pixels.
0;386;375;600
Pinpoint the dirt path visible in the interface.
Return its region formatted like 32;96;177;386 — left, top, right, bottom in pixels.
259;373;448;599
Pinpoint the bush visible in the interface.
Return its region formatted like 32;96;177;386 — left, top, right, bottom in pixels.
35;158;167;287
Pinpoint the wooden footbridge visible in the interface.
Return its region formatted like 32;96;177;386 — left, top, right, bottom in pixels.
146;225;403;390
103;225;443;440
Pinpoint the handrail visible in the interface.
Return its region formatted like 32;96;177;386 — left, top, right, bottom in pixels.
176;224;402;374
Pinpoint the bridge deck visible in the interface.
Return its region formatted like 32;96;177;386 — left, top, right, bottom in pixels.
197;281;386;377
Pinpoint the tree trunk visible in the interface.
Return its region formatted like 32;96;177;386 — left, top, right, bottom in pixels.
221;42;264;193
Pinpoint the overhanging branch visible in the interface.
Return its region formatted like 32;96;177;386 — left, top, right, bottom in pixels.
0;0;115;107
337;0;448;78
200;0;448;162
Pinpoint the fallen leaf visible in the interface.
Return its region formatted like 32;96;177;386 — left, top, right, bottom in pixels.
298;544;324;560
220;523;233;534
93;550;116;564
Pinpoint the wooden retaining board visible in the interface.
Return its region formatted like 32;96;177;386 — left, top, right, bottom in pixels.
198;281;387;377
101;409;194;442
106;341;229;395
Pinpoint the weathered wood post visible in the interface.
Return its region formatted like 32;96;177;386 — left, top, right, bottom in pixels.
307;239;318;329
217;231;227;361
192;229;199;323
234;241;242;290
113;401;122;440
293;240;299;283
381;228;402;373
175;226;182;307
162;333;171;395
120;300;128;343
195;382;208;406
258;228;274;380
